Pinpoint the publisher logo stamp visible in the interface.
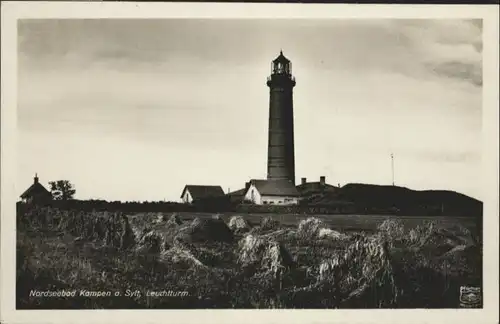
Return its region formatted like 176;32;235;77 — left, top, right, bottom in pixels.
459;286;481;308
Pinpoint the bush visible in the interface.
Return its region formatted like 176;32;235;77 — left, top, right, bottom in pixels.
166;213;183;227
317;228;347;240
178;217;234;243
297;217;324;238
260;216;280;232
318;234;399;308
228;216;251;233
377;218;405;248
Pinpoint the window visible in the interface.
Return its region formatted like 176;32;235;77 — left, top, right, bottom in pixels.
276;62;285;74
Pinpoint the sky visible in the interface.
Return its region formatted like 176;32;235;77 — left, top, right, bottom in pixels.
17;19;483;202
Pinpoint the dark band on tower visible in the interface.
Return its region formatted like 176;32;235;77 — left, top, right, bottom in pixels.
266;51;296;185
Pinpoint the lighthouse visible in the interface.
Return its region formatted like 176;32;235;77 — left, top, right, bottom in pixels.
266;51;296;185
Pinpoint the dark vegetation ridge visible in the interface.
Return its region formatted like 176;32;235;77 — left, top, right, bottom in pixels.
19;183;482;218
309;183;482;215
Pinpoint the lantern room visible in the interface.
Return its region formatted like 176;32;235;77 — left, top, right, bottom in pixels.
271;50;292;75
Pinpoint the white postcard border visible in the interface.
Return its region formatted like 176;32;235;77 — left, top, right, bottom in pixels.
1;2;498;324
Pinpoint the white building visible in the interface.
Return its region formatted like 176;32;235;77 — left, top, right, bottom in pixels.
243;179;300;205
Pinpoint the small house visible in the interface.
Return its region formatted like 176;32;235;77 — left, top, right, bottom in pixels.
243;179;300;205
180;185;225;204
20;174;52;204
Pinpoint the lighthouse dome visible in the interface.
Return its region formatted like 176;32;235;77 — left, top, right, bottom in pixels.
272;50;290;63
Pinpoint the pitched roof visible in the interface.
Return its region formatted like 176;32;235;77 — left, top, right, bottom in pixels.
228;188;246;196
248;179;300;197
296;182;337;193
20;182;51;199
181;185;225;200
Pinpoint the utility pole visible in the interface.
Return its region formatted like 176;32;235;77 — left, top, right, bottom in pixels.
391;153;395;186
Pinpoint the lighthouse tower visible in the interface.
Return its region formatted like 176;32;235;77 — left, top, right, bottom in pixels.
266;51;296;185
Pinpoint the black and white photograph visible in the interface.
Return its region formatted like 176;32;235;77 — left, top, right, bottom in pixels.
1;2;499;324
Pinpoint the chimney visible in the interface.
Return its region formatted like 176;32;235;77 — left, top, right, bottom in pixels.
301;177;307;185
34;173;39;184
320;176;325;186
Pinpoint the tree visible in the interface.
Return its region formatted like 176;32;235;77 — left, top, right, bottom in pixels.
49;180;76;200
